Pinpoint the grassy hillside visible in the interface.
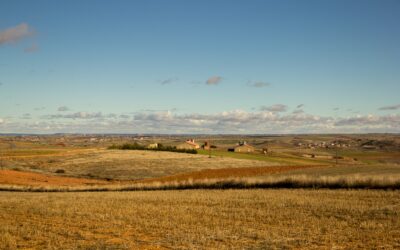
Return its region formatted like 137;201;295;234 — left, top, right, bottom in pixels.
1;148;278;180
198;149;334;165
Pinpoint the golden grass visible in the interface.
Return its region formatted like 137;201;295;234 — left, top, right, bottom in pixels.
0;189;398;249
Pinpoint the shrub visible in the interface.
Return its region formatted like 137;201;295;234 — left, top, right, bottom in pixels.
108;143;197;154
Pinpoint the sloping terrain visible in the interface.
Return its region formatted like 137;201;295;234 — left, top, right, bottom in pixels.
1;149;279;180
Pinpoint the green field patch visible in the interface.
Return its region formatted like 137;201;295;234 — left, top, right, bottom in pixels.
198;149;330;165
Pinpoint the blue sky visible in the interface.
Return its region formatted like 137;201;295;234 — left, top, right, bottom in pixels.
0;0;399;133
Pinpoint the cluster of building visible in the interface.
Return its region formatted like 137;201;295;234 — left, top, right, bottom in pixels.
174;139;259;153
227;141;255;153
176;139;200;150
295;141;351;149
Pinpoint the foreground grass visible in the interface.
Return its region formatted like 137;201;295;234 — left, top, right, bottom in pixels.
0;190;398;249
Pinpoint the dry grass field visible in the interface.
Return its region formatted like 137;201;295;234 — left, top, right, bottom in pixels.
0;189;399;249
0;136;399;192
1;147;280;180
0;135;399;249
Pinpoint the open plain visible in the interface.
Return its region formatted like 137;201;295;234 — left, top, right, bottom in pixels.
1;190;399;249
0;134;399;249
3;1;400;248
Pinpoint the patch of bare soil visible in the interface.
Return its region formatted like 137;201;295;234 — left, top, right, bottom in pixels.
138;165;327;183
0;170;109;187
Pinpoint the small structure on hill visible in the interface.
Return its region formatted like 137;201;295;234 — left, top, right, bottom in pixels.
228;141;255;153
202;141;211;150
362;145;376;150
262;147;268;155
147;143;158;149
176;139;200;150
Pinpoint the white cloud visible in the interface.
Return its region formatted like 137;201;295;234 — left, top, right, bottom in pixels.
247;81;270;88
335;114;400;127
45;112;104;119
292;109;304;114
24;43;38;53
160;77;178;85
379;104;400;111
0;23;34;45
21;113;31;119
5;110;400;134
57;106;69;112
206;76;223;85
119;114;130;119
260;104;288;112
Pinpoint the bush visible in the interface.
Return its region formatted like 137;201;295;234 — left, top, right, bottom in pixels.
108;143;197;154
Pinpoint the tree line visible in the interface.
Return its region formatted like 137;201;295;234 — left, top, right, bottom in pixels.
108;142;197;154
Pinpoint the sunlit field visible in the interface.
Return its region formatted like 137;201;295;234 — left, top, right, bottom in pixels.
2;0;400;249
1;189;399;249
0;135;399;249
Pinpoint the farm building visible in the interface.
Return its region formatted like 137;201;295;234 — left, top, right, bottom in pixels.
147;143;158;149
202;141;211;150
228;141;255;153
262;147;268;155
234;144;255;153
176;139;200;150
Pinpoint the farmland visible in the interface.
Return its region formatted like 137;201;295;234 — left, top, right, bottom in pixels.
0;134;399;249
0;134;399;190
1;190;399;249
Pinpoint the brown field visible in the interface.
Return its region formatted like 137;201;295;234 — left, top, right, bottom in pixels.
0;169;109;187
0;134;399;249
140;164;326;183
1;134;399;184
0;138;399;192
1;148;279;180
0;189;399;249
